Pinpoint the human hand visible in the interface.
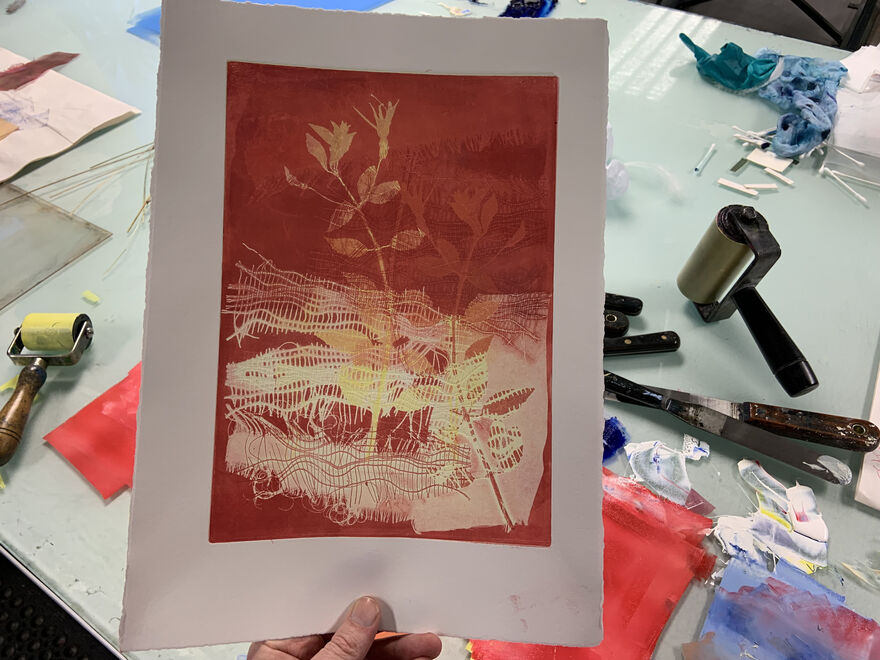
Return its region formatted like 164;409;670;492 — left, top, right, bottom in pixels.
247;596;443;660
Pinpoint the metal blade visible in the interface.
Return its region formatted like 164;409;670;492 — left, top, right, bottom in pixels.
638;385;740;419
663;398;851;485
604;387;739;418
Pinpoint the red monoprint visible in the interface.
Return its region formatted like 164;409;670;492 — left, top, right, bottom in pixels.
210;63;558;545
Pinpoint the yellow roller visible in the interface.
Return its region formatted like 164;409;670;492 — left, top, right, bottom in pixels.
20;313;90;352
0;313;93;467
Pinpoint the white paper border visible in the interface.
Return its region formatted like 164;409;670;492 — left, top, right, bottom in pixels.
123;0;607;650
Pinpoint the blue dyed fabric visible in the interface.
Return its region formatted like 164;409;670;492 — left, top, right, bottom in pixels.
755;49;848;158
499;0;557;17
602;416;630;462
680;34;848;158
679;34;778;92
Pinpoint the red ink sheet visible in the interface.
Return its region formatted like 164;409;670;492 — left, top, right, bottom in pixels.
470;469;715;659
44;363;140;499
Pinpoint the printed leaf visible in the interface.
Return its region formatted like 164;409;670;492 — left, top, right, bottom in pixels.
326;237;368;258
283;166;308;189
504;221;526;249
400;348;435;376
414;256;454;277
392;384;443;413
479;194;498;234
369;180;401;205
483;387;535;417
487;421;524;472
343;272;378;290
464;298;500;324
465;336;492;360
436;238;460;267
450;190;482;236
306;133;328;171
329;205;356;231
358;166;377;201
467;270;498;293
390;229;424;251
309;123;334;145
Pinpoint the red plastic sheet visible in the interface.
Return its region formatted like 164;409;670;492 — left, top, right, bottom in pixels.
44;363;140;499
469;469;715;660
0;51;78;91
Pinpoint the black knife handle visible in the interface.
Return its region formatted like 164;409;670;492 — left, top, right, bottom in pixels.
603;331;681;356
605;292;643;316
603;371;664;409
742;402;880;452
731;285;818;398
604;309;629;338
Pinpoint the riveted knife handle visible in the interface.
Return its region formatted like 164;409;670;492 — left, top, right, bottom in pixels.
603;371;665;409
742;402;880;452
604;331;681;356
603;309;629;338
604;293;643;316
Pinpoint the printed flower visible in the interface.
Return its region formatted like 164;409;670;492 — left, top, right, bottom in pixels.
308;121;356;172
355;99;399;161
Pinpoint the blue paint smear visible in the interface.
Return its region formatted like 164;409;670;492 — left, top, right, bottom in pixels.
127;0;394;45
694;556;851;660
719;556;843;602
127;7;161;46
602;416;630;462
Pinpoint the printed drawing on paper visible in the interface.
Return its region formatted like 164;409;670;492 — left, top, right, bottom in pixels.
210;63;558;545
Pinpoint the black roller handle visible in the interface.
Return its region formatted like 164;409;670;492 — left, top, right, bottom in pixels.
604;292;643;316
731;285;818;397
604;331;681;356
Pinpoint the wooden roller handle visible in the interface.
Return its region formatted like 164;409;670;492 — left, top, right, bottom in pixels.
0;363;47;466
742;401;880;452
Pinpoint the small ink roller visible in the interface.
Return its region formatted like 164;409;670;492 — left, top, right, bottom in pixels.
0;313;93;466
677;206;818;397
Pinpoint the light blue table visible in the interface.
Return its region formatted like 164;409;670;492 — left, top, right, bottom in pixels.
0;1;877;658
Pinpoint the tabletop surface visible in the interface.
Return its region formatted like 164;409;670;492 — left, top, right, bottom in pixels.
0;1;877;658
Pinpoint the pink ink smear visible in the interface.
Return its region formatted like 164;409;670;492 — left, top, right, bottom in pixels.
0;52;78;91
470;469;715;660
44;363;140;499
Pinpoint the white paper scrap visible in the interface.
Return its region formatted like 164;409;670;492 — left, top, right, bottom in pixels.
746;147;792;172
0;48;140;182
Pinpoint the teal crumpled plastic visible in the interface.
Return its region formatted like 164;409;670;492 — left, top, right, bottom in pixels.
679;33;778;91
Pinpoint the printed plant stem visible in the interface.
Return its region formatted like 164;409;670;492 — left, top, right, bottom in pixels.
458;406;513;530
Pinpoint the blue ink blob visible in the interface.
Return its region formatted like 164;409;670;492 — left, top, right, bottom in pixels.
603;416;630;462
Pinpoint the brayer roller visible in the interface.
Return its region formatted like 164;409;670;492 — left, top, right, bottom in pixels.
0;313;93;466
677;205;818;397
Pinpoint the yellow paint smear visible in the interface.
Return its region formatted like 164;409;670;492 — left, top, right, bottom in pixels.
81;290;102;305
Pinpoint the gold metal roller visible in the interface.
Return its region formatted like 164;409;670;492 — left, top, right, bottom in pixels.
0;313;93;466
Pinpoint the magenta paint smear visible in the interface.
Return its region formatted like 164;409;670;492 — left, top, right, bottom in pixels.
682;556;880;660
0;52;78;91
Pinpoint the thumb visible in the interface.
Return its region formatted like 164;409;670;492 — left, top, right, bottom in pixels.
317;597;381;660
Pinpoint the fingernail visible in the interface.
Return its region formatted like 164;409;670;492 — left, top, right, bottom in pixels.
350;597;380;627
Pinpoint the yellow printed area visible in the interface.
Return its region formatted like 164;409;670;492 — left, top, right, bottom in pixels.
0;472;5;489
1;375;17;391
